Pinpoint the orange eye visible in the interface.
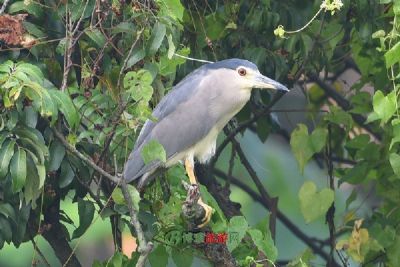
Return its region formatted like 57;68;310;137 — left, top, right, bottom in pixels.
238;68;246;76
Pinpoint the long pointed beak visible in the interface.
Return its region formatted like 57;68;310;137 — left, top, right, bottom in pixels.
254;73;289;92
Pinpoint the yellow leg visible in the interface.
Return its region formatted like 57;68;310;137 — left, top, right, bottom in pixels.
184;159;213;228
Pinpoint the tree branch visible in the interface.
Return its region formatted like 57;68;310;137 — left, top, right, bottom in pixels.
213;168;341;266
52;128;152;267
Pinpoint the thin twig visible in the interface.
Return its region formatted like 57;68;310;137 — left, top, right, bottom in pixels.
30;235;51;267
0;0;10;15
326;124;336;267
120;179;154;267
53;127;152;267
173;53;213;63
53;128;120;184
117;28;144;90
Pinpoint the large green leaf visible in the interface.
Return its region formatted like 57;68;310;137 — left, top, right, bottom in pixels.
149;244;168;267
0;140;16;179
372;90;396;124
72;199;95;239
111;184;141;211
299;181;334;223
141;140;166;164
47;140;66;172
10;147;27;193
48;90;79;129
248;228;278;262
227;216;248;252
389;153;400;179
148;22;166;55
171;249;193;267
290;124;328;173
59;161;75;188
385;42;400;68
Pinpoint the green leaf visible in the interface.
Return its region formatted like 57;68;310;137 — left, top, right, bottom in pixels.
24;157;42;208
49;90;79;129
0;216;12;242
59;161;75;188
141;140;166;164
387;236;400;266
299;181;334;223
385;42;400;68
10;147;27;193
124;70;154;102
372;90;396;123
72;199;95;239
0;203;16;223
389;153;400;178
157;0;185;21
85;28;106;48
287;249;315;267
248;228;278;262
148;22;166;55
126;47;146;69
111;185;141;211
0;140;16;179
290;124;328;173
167;34;176;59
227;216;248;252
16;63;44;83
47;140;66;171
171;249;193;267
149;244;168;267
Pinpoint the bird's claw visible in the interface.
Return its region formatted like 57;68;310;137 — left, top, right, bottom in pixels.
196;200;214;228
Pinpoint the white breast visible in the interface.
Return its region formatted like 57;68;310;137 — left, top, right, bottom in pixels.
166;87;251;167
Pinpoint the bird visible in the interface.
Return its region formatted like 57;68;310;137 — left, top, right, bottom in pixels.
123;58;288;227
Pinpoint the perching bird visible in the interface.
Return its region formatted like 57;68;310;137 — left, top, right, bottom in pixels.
123;58;288;227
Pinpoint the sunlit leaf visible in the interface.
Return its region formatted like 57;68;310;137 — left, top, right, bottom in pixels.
299;181;334;223
141;140;166;164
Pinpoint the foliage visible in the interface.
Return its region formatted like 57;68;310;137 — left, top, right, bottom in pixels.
0;0;400;266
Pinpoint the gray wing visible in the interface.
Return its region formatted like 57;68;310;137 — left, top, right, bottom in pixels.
123;66;214;182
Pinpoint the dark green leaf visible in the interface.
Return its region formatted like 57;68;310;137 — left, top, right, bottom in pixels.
72;199;95;239
389;153;400;178
49;89;79;129
10;147;27;193
59;161;75;188
148;22;166;55
47;140;66;171
171;249;193;267
0;203;16;223
0;216;12;242
0;140;16;179
148;244;168;267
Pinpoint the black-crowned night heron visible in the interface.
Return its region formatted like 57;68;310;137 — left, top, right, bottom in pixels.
123;58;288;227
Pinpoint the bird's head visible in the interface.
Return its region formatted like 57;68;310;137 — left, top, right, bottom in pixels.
207;59;289;92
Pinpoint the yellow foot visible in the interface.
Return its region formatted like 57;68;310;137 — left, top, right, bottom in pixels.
197;200;214;228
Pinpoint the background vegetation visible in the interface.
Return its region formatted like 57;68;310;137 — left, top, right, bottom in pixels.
0;0;399;266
